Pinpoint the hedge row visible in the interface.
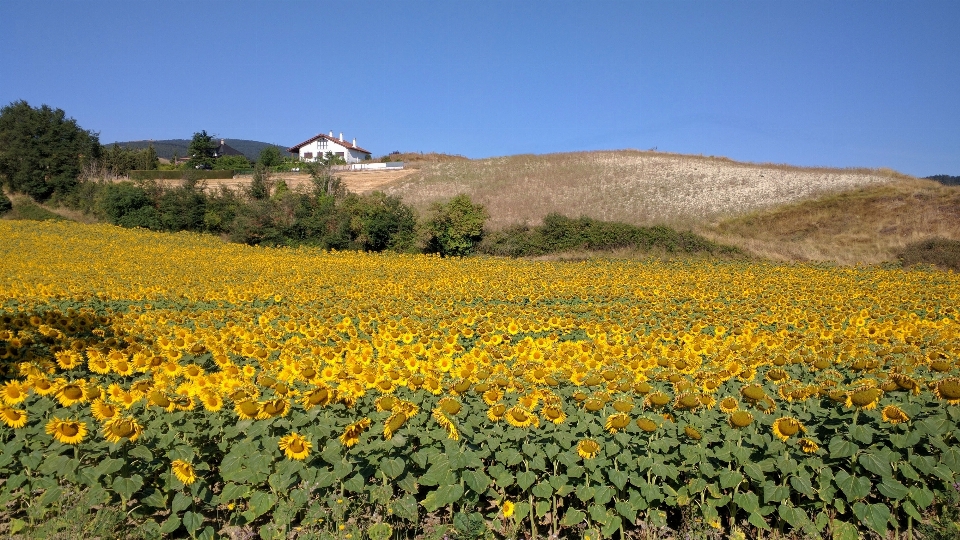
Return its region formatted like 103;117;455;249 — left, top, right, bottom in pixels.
128;170;235;181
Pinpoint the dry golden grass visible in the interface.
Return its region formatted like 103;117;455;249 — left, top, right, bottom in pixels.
383;150;909;230
705;178;960;265
144;169;417;195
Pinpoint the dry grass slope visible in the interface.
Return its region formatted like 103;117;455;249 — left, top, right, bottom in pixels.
383;150;909;230
706;178;960;265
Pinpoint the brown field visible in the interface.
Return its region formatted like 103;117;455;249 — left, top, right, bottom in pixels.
382;150;910;230
705;177;960;265
151;168;417;195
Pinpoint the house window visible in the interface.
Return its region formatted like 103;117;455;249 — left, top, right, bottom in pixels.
303;152;313;159
335;152;344;157
319;139;327;149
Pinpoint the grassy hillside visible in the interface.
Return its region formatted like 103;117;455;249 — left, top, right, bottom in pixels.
706;177;960;265
383;150;911;230
110;139;292;162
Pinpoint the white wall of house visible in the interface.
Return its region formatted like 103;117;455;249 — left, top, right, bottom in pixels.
297;137;368;164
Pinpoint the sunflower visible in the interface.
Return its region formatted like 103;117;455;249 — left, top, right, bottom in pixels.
501;500;515;518
339;418;371;447
302;386;333;410
673;393;701;411
2;381;27;405
935;378;960;405
375;395;397;412
234;399;261;420
684;425;703;441
636;417;658;432
846;387;882;410
797;438;819;454
729;410;754;428
171;460;197;485
384;411;408;439
437;397;462;416
200;391;223;412
487;403;507;422
432;408;460;440
147;390;176;411
505;406;539;428
0;405;27;428
605;413;631;434
772;417;805;442
719;397;739;414
645;392;671;409
91;399;119;422
577;439;601;460
259;398;290;419
611;399;634;413
29;376;56;396
541;404;567;425
278;433;312;460
45;417;87;445
881;405;910;424
102;416;143;443
740;384;766;403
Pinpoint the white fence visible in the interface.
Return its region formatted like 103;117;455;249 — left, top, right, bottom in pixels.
331;162;404;172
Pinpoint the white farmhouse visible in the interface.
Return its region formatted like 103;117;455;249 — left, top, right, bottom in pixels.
287;131;372;164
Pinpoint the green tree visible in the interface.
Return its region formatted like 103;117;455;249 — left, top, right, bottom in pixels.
0;190;12;214
422;194;489;256
257;146;283;167
343;192;417;252
213;154;250;171
248;163;272;200
0;100;101;201
186;130;217;169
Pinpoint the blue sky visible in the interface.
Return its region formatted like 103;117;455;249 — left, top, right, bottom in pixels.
2;1;958;176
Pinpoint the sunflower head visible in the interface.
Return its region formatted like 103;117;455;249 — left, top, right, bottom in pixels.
645;391;671;409
487;404;507;422
542;404;567;425
0;405;27;428
171;460;197;485
501;500;515;518
729;410;754;428
438;397;462;416
45;417;87;445
846;387;882;410
772;417;805;441
740;384;766;402
684;425;703;441
505;406;538;428
605;413;631;434
577;439;601;460
881;404;910;424
279;432;312;460
797;438;819;454
935;378;960;405
719;397;739;414
103;416;143;444
674;393;701;411
636;417;658;432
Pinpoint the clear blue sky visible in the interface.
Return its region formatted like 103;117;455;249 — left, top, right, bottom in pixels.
2;1;958;176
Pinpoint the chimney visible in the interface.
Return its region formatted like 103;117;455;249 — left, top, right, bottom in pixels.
352;138;356;147
328;131;333;137
220;139;225;146
339;132;343;142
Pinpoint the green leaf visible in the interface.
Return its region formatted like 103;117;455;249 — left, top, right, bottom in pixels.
343;473;366;493
853;502;890;535
245;491;277;521
748;511;769;530
734;491;760;514
828;437;857;459
391;494;419;522
593;485;615;506
601;515;623;537
37;486;63;508
516;470;536;490
831;519;859;540
877;477;908;500
616;500;637;522
858;452;892;477
789;474;815;497
763;481;789;504
182;511;203;534
850;424;873;445
95;457;125;477
778;504;808;529
834;470;870;500
219;482;247;503
743;462;765;482
421;484;464;512
172;492;192;513
128;446;154;462
463;470;491;494
720;470;744;489
608;469;628;490
381;458;404;479
531;482;553;499
159;516;181;535
112;474;144;502
902;500;922;521
909;486;934;509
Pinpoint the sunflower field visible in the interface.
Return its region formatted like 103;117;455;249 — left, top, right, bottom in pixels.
2;219;960;539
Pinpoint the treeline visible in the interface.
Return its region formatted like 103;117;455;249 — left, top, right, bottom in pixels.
479;213;744;258
59;164;487;256
925;175;960;186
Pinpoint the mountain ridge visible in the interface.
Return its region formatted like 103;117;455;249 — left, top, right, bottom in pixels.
107;139;293;162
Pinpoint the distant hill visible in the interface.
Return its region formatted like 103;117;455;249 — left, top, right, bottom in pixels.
925;175;960;186
107;139;294;162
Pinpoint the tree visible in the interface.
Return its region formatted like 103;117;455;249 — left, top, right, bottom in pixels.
0;100;101;201
248;163;272;200
186;130;217;169
257;146;283;167
422;194;489;256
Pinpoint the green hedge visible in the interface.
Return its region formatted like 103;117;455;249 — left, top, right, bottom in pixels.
129;170;235;181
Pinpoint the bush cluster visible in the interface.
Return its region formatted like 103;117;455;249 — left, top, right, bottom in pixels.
128;170;235;181
480;213;744;258
899;237;960;271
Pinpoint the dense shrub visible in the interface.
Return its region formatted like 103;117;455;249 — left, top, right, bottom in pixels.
97;182;156;226
0;190;11;214
899;237;960;271
480;213;743;258
422;194;489;256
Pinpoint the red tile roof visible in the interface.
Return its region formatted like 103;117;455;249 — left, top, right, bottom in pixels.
287;133;371;155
